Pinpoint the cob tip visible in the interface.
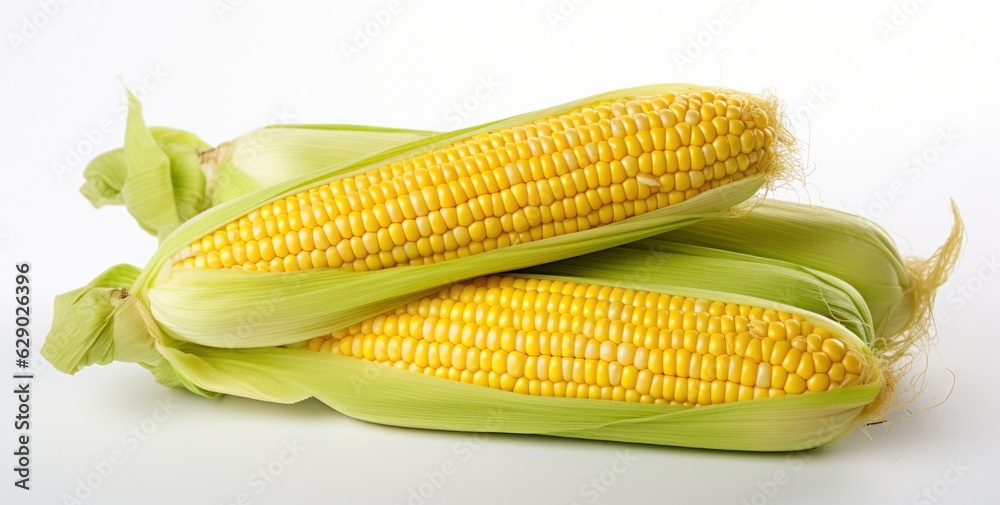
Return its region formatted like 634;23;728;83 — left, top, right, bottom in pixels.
728;87;803;218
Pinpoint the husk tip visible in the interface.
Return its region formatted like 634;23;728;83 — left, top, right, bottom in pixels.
853;200;964;432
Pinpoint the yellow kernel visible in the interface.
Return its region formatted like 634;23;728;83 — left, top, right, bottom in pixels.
784;374;806;395
806;373;830;392
821;338;847;362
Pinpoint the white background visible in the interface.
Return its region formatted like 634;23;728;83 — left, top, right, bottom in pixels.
1;1;997;504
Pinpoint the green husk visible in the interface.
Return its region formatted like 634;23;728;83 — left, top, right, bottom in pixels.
157;341;879;452
80;91;212;239
650;199;965;364
208;124;436;205
80;89;434;238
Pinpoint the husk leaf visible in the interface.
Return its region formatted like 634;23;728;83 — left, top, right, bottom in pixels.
659;199;964;354
210;124;435;205
81;89;211;237
153;342;878;452
80;89;434;237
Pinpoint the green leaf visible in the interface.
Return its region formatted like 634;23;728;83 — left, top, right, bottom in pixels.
80;149;129;207
80;89;211;237
41;265;147;374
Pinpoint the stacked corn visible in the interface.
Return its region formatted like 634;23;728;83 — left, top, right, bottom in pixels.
42;83;961;451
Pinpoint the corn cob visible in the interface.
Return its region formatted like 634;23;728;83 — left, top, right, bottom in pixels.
173;88;780;273
43;84;793;355
301;275;865;403
43;239;890;451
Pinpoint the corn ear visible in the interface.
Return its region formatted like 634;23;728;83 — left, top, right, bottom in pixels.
80;107;960;347
45;83;795;365
80;89;435;238
44;239;887;451
46;85;958;451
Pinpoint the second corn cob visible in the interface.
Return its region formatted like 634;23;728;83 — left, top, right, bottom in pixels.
46;233;890;451
301;274;866;403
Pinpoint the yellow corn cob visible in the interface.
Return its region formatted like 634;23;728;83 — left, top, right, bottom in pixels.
174;89;780;273
44;213;901;451
85;96;960;367
301;275;866;405
42;84;792;354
